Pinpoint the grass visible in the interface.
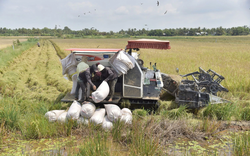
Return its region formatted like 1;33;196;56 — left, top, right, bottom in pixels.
232;132;250;156
0;39;35;67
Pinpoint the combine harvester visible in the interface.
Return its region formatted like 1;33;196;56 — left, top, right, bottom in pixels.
61;39;229;109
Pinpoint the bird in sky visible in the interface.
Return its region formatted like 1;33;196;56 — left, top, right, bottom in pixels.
78;15;80;17
84;13;86;15
145;24;147;26
89;11;91;13
141;3;143;5
164;10;167;14
157;1;159;6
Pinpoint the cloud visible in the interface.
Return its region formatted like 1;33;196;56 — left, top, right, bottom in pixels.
0;0;249;31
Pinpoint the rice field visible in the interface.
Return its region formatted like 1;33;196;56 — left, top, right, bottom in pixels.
0;38;27;49
0;36;250;155
52;36;250;101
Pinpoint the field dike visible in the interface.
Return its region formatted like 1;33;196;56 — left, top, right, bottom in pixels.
0;39;72;102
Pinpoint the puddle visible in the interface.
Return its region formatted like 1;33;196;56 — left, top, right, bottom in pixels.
0;132;248;156
0;136;128;156
165;135;233;156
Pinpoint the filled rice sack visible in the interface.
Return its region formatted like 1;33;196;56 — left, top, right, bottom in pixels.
120;108;132;124
120;113;132;124
121;108;132;115
90;108;106;125
45;110;65;122
77;117;89;125
104;104;122;122
57;112;67;123
102;116;113;130
92;81;109;103
66;100;81;120
80;101;96;119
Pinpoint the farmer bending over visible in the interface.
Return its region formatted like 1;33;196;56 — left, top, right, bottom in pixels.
75;62;98;101
97;64;118;102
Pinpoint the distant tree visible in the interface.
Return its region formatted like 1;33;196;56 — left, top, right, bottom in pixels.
188;28;195;36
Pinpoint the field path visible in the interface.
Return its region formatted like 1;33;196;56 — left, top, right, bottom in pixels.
0;39;72;102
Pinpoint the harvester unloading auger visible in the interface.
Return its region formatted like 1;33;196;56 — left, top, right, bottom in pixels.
61;39;230;109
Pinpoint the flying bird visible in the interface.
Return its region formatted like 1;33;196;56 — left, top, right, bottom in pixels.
97;45;100;48
78;15;80;17
145;24;147;26
84;13;86;15
164;10;167;14
157;1;159;6
89;11;91;13
141;3;143;5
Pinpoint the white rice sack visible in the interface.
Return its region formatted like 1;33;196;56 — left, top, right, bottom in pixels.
57;112;67;123
45;110;65;122
104;104;122;122
77;117;89;125
92;81;109;103
102;116;113;130
66;100;82;120
120;114;132;124
70;74;78;94
121;108;132;115
90;108;106;125
80;102;96;119
120;108;132;124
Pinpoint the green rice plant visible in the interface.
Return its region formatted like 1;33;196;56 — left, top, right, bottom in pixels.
157;100;179;114
239;107;250;121
133;109;149;118
199;103;236;120
0;121;6;145
49;40;67;59
20;115;58;139
199;118;222;137
161;105;189;120
128;120;162;156
120;99;131;108
111;119;125;142
232;132;250;156
0;103;19;131
0;40;36;68
77;132;110;156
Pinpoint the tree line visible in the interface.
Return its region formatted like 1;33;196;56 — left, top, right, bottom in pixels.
0;26;249;37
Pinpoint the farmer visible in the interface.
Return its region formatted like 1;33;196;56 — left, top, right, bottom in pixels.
75;59;98;101
97;64;118;102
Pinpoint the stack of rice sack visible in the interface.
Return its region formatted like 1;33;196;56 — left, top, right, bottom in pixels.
102;104;133;130
45;102;132;130
45;110;66;122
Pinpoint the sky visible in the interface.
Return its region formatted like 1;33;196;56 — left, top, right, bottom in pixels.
0;0;250;32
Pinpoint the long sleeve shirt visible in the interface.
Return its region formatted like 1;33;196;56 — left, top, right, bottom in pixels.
78;68;95;87
101;67;118;82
